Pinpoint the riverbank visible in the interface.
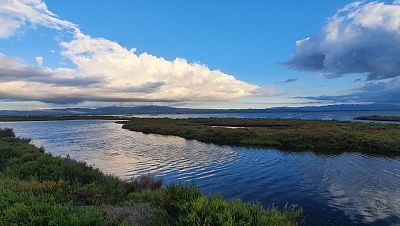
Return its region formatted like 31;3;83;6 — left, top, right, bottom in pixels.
122;118;400;153
0;128;301;225
355;115;400;122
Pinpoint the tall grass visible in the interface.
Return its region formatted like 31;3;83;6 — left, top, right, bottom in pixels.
0;128;301;225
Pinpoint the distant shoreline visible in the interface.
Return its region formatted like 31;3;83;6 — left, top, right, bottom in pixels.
1;104;399;117
355;115;400;122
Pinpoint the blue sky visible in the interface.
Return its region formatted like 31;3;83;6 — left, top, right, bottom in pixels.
0;0;399;109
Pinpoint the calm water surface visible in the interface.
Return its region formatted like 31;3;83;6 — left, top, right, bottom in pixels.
1;118;400;225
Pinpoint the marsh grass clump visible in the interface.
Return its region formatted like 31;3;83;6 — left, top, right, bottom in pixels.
179;196;302;226
130;174;164;191
0;131;301;225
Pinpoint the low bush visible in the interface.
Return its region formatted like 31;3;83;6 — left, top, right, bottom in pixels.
0;128;15;138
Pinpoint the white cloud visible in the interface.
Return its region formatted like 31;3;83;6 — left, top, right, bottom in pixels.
0;0;77;38
60;34;260;102
35;56;43;66
0;0;266;105
287;1;400;80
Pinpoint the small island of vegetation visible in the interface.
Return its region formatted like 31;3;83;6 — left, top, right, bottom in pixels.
0;128;301;225
355;115;400;122
122;118;400;153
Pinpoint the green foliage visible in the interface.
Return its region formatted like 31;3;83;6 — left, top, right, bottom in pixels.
2;202;109;226
123;118;400;153
128;186;302;226
179;196;301;226
0;131;301;225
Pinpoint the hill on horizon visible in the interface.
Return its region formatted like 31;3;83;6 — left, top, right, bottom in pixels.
0;104;399;116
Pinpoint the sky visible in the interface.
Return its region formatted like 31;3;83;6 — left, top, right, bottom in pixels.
0;0;399;110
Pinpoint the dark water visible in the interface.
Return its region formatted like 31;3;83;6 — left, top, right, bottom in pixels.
1;114;400;225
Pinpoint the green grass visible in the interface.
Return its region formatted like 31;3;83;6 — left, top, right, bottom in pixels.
355;115;400;122
122;118;400;153
0;128;301;225
0;115;132;122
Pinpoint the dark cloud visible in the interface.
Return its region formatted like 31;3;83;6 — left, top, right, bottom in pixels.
0;55;101;87
287;2;400;80
299;78;400;104
0;91;181;105
118;81;166;93
283;78;298;83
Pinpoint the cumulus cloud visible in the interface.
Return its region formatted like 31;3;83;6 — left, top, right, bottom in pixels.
0;0;266;105
300;78;400;104
59;33;261;102
287;1;400;80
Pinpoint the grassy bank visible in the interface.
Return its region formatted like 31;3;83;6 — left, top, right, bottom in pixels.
0;115;132;122
0;128;301;225
122;118;400;153
355;115;400;122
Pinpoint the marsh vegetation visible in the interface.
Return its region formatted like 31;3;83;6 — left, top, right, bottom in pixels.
122;118;400;153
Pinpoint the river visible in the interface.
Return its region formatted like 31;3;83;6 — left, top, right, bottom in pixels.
1;112;400;225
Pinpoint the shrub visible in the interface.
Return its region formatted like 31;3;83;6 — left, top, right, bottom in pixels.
129;174;163;191
0;128;15;138
178;196;302;226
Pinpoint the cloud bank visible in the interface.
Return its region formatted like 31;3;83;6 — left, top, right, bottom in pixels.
0;0;264;105
287;1;400;80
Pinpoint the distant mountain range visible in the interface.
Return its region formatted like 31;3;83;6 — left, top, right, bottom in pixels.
1;104;399;116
